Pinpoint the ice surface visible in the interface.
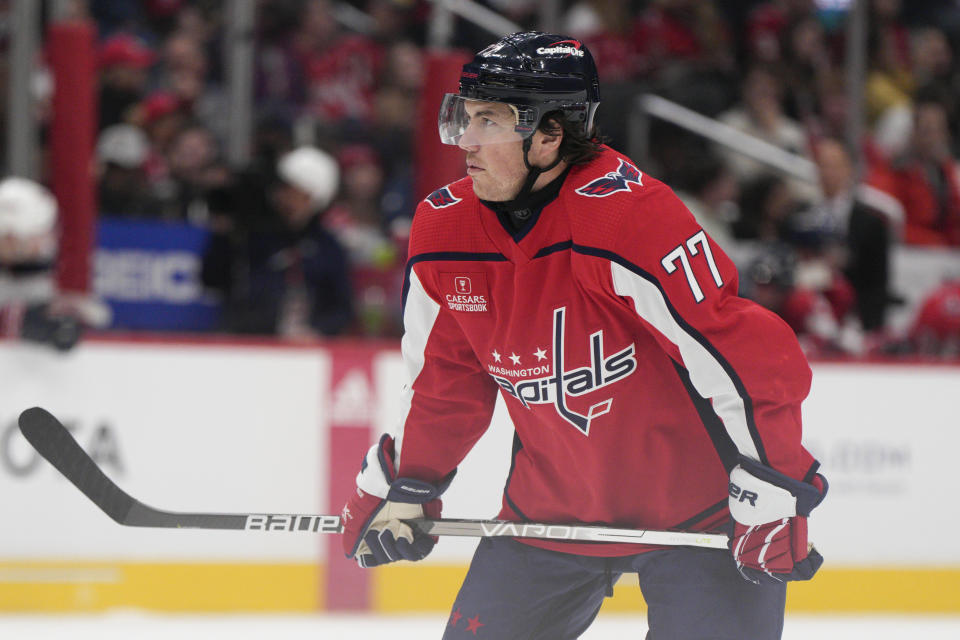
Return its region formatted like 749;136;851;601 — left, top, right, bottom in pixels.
1;613;959;639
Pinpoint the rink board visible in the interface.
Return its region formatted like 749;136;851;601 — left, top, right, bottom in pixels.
1;338;958;612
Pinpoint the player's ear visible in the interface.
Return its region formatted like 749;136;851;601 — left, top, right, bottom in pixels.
540;116;563;147
533;117;563;159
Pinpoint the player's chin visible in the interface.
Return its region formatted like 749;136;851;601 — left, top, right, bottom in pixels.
471;176;508;202
470;177;491;199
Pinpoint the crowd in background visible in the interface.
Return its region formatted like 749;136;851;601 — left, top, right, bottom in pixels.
2;0;960;358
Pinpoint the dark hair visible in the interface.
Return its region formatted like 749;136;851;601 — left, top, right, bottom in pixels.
539;110;605;165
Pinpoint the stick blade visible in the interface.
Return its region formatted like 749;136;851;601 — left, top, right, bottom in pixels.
19;406;136;524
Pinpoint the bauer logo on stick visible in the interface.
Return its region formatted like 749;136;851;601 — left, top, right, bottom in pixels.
245;514;341;532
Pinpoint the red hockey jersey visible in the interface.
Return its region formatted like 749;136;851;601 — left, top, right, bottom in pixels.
397;146;818;556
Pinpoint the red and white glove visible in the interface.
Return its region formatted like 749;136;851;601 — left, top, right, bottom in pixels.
728;457;827;584
341;434;453;568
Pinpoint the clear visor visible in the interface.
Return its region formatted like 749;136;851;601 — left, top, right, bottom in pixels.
438;94;535;146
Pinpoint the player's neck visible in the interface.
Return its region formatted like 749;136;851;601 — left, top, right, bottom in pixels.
481;164;572;233
530;159;569;192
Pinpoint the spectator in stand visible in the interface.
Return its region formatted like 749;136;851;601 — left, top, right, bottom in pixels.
633;0;735;81
794;137;893;335
166;2;218;46
908;278;960;357
865;0;915;136
326;144;402;336
734;173;803;242
162;29;208;81
874;93;960;245
717;64;811;188
368;0;424;44
202;146;353;338
633;0;737;116
154;122;228;223
744;0;816;65
254;0;308;121
910;27;960;149
97;32;155;130
809;70;851;144
675;153;740;250
294;0;385;133
129;90;189;194
780;13;834;124
157;25;230;142
159;30;208;107
742;242;858;356
367;39;426;243
563;0;639;82
326;145;395;269
95;123;162;217
908;26;951;89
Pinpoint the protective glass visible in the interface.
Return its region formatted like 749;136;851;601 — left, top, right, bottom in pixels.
438;94;535;146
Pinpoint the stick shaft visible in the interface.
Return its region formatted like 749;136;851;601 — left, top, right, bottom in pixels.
409;518;729;549
18;407;728;548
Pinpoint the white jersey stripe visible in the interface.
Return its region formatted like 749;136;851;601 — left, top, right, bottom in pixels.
395;268;442;470
610;261;761;461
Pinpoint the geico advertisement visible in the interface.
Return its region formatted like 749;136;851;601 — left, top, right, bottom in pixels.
0;341;328;561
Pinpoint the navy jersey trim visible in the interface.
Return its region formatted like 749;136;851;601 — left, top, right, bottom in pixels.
670;359;739;472
533;240;573;259
402;251;508;310
669;498;728;532
502;432;530;521
802;460;821;484
505;206;545;243
571;243;769;466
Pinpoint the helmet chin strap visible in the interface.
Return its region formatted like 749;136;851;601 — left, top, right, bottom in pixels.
502;137;563;217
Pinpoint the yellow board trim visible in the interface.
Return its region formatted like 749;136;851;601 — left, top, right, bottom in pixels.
3;562;958;613
0;562;320;612
373;565;960;614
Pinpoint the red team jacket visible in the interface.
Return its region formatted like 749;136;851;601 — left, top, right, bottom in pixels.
397;146;819;556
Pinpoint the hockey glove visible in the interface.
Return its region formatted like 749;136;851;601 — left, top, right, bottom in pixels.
341;434;454;568
728;456;828;584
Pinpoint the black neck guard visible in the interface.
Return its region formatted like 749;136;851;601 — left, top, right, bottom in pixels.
480;164;571;233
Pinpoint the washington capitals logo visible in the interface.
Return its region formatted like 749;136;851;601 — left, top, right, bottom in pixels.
426;186;461;209
575;159;643;198
488;307;637;436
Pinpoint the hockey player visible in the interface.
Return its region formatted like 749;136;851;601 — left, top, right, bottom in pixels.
341;32;827;639
0;176;86;350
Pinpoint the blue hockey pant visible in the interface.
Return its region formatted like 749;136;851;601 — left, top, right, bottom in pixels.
441;537;787;639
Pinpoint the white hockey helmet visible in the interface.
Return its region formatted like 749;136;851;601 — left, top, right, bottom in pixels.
0;176;58;238
276;146;340;211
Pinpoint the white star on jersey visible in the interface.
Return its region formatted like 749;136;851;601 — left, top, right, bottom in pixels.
510;353;521;365
492;350;502;362
534;347;547;361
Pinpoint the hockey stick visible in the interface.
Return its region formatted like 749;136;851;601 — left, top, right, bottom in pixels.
18;407;729;549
